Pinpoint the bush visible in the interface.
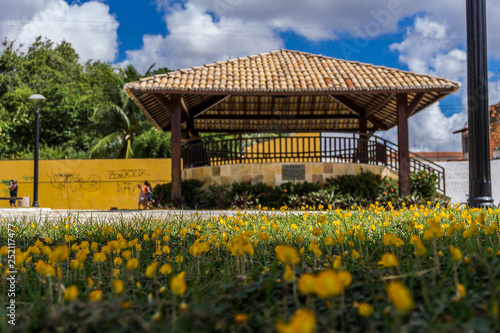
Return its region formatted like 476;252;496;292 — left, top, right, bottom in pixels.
325;170;382;201
153;179;207;209
132;128;172;158
153;170;441;210
411;170;439;200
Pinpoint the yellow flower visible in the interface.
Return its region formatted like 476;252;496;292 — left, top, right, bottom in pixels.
275;245;300;265
64;285;78;301
338;271;352;288
298;273;316;295
126;258;139;270
332;255;342;270
312;227;321;236
112;279;125;295
88;277;94;288
76;249;87;263
0;246;9;256
145;262;158;279
170;272;187;296
162;245;171;254
324;236;335;246
276;309;316;333
284;264;295;282
463;220;479;239
449;246;463;262
352;250;361;260
89;290;103;302
113;268;120;278
382;234;404;247
70;259;82;270
378;253;399;268
457;284;466;298
121;301;131;309
121;250;132;260
50;245;70;263
423;222;444;240
409;235;427;256
234;313;249;323
229;235;253;256
358;302;374;317
93;252;106;263
386;281;414;313
189;243;202;256
160;264;172;275
315;269;344;298
114;257;123;266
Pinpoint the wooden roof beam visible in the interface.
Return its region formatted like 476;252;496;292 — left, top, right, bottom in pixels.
363;93;395;119
405;92;426;118
194;114;359;120
190;95;230;118
329;95;364;117
366;116;389;131
151;92;189;126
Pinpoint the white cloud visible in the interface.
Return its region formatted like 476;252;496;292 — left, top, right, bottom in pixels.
382;104;466;152
0;0;119;62
123;2;283;72
381;16;468;152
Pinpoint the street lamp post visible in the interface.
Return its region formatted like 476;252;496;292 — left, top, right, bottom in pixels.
28;94;45;207
466;0;494;207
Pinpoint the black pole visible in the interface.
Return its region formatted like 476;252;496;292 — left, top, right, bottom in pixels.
466;0;494;207
32;105;40;207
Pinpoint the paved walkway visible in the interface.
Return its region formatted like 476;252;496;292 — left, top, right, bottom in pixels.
0;208;269;222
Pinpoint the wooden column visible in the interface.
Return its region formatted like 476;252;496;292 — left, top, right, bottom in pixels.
358;117;368;164
397;93;411;197
171;94;182;204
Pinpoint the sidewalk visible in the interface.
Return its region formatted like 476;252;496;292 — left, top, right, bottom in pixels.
0;208;268;221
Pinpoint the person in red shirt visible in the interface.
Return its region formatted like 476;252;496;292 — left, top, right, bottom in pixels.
137;181;153;210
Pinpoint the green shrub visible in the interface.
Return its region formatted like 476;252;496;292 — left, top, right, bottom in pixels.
411;170;439;200
326;170;382;200
153;179;207;209
154;170;440;210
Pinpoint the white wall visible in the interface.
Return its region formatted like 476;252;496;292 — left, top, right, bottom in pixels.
436;159;500;206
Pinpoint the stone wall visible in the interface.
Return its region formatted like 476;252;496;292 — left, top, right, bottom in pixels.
182;162;398;189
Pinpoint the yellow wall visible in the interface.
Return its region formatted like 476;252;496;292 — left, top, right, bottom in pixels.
244;133;321;163
0;159;171;210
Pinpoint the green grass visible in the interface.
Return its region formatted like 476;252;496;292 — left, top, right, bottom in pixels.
0;204;499;332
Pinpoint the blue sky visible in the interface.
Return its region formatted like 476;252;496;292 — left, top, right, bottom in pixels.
2;0;500;152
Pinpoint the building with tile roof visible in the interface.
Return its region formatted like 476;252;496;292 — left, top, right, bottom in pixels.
453;102;500;160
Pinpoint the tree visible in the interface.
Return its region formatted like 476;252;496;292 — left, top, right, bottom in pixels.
132;127;172;158
0;37;97;159
89;64;174;159
89;64;154;159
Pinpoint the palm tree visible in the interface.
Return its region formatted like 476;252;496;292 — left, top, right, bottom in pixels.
90;64;155;159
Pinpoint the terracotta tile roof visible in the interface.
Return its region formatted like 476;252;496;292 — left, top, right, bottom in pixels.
125;49;460;133
126;49;459;93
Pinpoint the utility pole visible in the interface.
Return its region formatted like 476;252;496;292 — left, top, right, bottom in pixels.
466;0;494;207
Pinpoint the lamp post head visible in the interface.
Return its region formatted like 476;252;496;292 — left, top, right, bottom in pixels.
29;94;46;101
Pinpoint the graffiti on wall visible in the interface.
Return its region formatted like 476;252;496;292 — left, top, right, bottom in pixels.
107;169;149;180
48;173;101;192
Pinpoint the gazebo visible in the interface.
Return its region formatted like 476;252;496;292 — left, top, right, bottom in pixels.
124;49;460;201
